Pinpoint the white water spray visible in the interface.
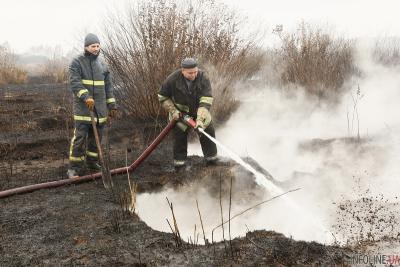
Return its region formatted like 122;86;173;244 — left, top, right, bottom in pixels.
199;128;284;195
199;128;333;242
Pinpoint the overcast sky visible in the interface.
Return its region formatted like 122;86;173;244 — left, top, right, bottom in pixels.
1;0;399;54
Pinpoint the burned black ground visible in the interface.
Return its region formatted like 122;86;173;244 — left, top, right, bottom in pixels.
0;84;354;266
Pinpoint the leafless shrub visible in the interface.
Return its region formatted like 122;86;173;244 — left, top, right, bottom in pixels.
36;54;68;83
102;0;261;122
204;52;263;123
0;45;27;85
276;22;357;99
373;36;400;66
259;48;284;87
347;84;364;141
196;199;207;245
166;197;183;247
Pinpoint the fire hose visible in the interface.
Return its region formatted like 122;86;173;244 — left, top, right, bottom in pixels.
0;119;180;199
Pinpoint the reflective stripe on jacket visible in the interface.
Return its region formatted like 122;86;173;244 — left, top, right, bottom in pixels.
69;52;116;124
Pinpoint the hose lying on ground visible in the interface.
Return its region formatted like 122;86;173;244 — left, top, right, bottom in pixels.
0;120;176;199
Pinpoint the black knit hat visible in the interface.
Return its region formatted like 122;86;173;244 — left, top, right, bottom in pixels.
181;58;198;68
84;33;100;47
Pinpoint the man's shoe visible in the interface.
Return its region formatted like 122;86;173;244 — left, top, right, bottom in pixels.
205;155;219;166
173;159;186;173
86;161;101;171
67;169;79;178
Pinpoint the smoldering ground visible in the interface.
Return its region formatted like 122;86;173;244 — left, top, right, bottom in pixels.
136;40;400;250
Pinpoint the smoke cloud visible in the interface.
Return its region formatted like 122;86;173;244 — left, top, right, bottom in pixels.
137;39;400;246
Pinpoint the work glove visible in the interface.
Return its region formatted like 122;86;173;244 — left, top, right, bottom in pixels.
196;107;212;129
85;98;95;111
170;109;181;121
109;108;118;118
161;99;181;121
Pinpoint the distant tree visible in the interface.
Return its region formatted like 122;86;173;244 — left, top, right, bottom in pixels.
0;45;27;85
38;53;68;83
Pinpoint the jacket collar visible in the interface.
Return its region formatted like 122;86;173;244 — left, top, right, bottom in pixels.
84;50;99;60
176;70;201;93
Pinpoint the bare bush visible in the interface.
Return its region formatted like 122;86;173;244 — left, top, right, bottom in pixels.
0;45;27;85
102;0;261;122
373;36;400;66
37;54;69;83
277;22;357;98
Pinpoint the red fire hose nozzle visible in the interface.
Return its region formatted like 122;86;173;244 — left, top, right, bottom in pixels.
182;114;197;129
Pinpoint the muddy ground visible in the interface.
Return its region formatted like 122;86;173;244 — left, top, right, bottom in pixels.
0;84;360;266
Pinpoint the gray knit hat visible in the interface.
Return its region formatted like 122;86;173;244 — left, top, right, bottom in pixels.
84;33;100;47
181;58;198;68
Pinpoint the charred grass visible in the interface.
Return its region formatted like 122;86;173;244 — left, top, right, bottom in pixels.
0;84;354;266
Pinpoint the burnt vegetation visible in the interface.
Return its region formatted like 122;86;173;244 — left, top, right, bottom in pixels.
1;0;400;266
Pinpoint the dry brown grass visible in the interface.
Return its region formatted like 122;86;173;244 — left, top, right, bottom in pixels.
37;55;68;83
102;0;261;122
0;46;27;85
277;22;357;99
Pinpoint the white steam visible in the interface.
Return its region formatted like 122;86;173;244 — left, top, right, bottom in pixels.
137;39;400;246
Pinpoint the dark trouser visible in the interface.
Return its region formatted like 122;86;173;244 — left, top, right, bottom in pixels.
173;122;217;163
69;121;104;169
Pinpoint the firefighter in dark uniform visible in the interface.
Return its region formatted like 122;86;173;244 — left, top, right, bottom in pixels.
67;33;117;178
158;58;218;169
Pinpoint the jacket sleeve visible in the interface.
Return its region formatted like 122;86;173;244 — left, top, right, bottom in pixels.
104;66;116;109
158;79;172;103
198;72;214;110
69;58;88;102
